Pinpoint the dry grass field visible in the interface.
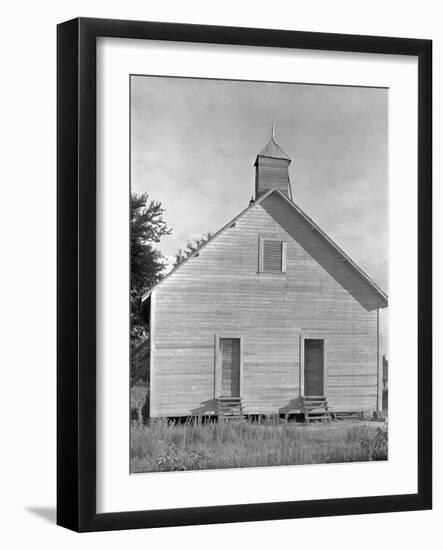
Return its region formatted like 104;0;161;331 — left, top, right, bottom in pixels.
130;418;388;473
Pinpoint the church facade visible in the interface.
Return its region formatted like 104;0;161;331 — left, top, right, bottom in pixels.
140;134;388;419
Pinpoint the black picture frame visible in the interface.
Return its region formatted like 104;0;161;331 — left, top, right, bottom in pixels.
57;17;432;532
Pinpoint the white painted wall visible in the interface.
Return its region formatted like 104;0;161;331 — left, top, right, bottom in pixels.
0;0;441;548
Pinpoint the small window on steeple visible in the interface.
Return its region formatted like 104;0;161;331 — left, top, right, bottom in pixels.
258;238;287;273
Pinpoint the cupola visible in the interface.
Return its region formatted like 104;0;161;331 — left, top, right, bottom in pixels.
254;125;292;199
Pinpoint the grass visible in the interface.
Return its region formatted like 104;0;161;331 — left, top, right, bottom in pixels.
130;417;388;473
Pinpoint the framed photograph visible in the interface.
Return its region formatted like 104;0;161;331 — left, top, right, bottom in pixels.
57;17;432;532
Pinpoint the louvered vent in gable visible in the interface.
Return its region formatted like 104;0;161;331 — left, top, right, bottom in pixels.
259;238;287;273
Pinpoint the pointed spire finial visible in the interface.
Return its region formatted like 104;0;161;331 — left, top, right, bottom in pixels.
271;122;275;140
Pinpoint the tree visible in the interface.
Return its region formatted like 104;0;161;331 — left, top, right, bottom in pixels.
174;232;212;267
131;193;171;350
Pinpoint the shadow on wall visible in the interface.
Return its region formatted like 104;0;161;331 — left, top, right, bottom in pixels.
279;396;305;414
261;194;386;312
190;398;218;416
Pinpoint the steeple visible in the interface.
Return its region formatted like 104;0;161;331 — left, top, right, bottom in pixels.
254;125;292;198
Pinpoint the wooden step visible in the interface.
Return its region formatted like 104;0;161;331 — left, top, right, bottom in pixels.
303;396;327;401
302;395;331;423
303;396;327;400
216;396;244;419
217;395;243;420
218;396;243;400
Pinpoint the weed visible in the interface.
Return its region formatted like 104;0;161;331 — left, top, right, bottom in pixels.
130;418;387;473
156;445;207;471
360;422;388;460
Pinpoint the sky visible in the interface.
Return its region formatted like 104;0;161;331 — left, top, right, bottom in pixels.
131;75;388;351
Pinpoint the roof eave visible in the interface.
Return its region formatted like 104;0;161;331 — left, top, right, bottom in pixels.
140;187;278;303
268;189;388;306
254;154;292;166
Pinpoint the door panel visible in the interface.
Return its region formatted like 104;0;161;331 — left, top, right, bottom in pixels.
304;339;324;396
220;338;240;397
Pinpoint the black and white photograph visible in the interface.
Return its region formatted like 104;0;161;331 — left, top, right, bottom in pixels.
129;75;389;473
0;2;435;544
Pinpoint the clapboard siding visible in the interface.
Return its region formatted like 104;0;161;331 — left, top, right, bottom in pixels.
150;192;384;417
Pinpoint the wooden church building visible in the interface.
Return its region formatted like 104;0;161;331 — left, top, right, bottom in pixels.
140;132;388;419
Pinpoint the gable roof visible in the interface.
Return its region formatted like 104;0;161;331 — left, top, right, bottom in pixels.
141;188;388;306
256;138;291;162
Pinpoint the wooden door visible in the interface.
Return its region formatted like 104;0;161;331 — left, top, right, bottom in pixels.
304;339;324;396
220;338;240;397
